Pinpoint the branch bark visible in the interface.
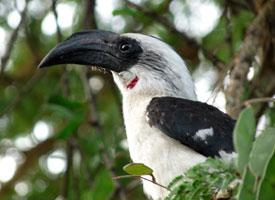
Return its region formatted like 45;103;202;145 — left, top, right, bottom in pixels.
79;1;127;199
225;0;275;118
0;71;46;117
51;1;74;198
123;0;227;70
124;0;199;63
0;0;29;74
0;139;56;198
244;97;275;106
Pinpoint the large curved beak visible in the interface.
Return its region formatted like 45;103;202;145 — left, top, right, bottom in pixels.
38;30;122;72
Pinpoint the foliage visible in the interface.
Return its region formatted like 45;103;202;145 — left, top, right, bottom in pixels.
123;163;153;176
166;158;237;200
233;107;255;174
164;107;275;199
0;0;274;199
235;108;275;200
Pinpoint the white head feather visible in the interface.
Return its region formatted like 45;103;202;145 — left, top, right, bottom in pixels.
112;33;197;100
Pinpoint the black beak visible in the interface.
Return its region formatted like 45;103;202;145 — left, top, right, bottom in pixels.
38;30;123;72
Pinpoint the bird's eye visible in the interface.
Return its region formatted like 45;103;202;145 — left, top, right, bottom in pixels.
119;43;132;52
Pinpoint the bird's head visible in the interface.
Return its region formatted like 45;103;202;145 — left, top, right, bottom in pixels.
39;30;196;100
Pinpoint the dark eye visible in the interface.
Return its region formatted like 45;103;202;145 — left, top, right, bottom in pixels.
119;43;132;52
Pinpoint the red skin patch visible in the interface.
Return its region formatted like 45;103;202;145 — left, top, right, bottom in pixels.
126;76;139;89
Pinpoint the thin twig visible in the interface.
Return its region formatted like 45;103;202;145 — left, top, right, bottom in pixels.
244;97;275;107
51;1;74;198
0;71;46;117
63;138;74;198
225;0;275;117
52;0;62;43
224;2;234;57
124;0;199;61
253;84;275;120
0;0;54;116
0;0;29;74
125;0;196;45
79;68;101;126
227;0;251;12
83;0;97;29
113;175;170;191
124;0;225;69
79;66;127;200
0;139;56;198
79;1;128;199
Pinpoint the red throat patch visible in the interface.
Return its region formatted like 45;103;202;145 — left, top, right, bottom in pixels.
126;76;139;89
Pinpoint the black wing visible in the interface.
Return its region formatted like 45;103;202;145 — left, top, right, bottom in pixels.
146;97;235;157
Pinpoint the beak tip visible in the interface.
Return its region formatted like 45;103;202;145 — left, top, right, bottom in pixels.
37;62;45;69
37;55;53;69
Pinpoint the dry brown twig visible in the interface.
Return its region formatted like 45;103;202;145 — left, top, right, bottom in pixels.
225;0;275;118
124;0;226;72
244;97;275;107
0;0;30;74
113;175;170;191
0;139;56;198
51;1;75;198
0;70;46;117
80;0;128;199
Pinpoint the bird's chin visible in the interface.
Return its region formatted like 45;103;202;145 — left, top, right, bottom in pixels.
116;71;139;89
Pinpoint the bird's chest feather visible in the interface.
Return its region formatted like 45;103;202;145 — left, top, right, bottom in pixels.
123;97;166;162
122;97;206;199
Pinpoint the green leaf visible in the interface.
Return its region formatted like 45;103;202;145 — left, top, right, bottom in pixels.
82;169;114;200
166;158;237;200
123;163;153;176
55;110;85;139
231;11;254;51
113;8;137;16
238;167;256;200
48;95;83;110
249;128;275;177
47;95;85;119
113;8;152;26
266;107;275;126
233;107;256;174
258;151;275;200
47;104;75;119
202;18;231;63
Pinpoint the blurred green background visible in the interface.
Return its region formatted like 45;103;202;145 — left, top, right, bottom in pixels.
0;0;274;199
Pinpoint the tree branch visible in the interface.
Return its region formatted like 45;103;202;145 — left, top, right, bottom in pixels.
0;71;46;117
113;175;170;191
124;0;199;63
225;0;275;118
123;0;227;70
83;0;97;29
0;0;29;74
79;1;127;199
0;138;56;198
51;1;75;198
244;97;275;106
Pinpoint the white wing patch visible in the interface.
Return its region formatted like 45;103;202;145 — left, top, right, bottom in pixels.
145;112;150;123
194;127;214;140
219;150;237;163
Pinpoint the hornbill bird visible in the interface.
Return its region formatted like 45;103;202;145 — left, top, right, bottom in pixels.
39;30;235;199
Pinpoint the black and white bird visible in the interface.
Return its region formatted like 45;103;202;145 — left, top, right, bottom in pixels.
39;30;235;199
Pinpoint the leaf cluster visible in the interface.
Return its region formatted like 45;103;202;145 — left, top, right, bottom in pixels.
166;158;237;200
234;108;275;200
163;107;275;200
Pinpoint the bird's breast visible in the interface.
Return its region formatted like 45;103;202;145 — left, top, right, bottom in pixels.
122;96;206;199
